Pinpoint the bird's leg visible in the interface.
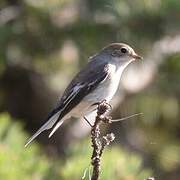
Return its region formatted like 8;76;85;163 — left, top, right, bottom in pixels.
83;116;93;127
91;99;112;111
96;100;112;116
89;100;113;125
102;100;112;111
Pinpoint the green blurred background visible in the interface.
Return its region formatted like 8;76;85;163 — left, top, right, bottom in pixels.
0;0;180;179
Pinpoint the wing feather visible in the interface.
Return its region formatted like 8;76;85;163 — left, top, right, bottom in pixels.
25;59;110;146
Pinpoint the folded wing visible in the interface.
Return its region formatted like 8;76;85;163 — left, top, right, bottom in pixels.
25;60;110;147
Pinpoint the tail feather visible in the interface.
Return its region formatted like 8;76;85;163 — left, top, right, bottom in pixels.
25;111;61;147
48;119;65;138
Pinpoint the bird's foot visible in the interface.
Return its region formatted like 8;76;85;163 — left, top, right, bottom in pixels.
83;116;93;127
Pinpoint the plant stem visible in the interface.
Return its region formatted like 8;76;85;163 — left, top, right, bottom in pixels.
90;100;115;180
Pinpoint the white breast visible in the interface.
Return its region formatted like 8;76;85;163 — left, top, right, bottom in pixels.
84;64;121;103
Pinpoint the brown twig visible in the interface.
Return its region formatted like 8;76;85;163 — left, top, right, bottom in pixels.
90;100;115;180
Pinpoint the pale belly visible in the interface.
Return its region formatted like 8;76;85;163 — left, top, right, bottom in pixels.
70;70;121;117
84;70;121;103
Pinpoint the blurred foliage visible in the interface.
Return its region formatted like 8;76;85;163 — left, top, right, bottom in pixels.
61;143;152;180
138;57;180;173
0;113;152;180
0;113;60;180
120;55;180;179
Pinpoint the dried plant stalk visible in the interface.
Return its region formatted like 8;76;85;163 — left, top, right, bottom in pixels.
90;100;115;180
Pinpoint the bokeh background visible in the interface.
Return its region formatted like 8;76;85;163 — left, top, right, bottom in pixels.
0;0;180;179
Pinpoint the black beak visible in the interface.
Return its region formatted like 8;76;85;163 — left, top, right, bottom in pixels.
131;53;143;60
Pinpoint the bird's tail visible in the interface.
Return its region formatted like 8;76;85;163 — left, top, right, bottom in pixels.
25;111;62;147
48;119;64;138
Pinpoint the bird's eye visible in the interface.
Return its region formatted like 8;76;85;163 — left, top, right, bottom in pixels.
121;47;127;54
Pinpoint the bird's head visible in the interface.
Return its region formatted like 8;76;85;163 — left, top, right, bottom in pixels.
101;43;142;64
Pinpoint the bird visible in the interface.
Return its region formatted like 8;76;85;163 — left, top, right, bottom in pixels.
25;43;142;147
